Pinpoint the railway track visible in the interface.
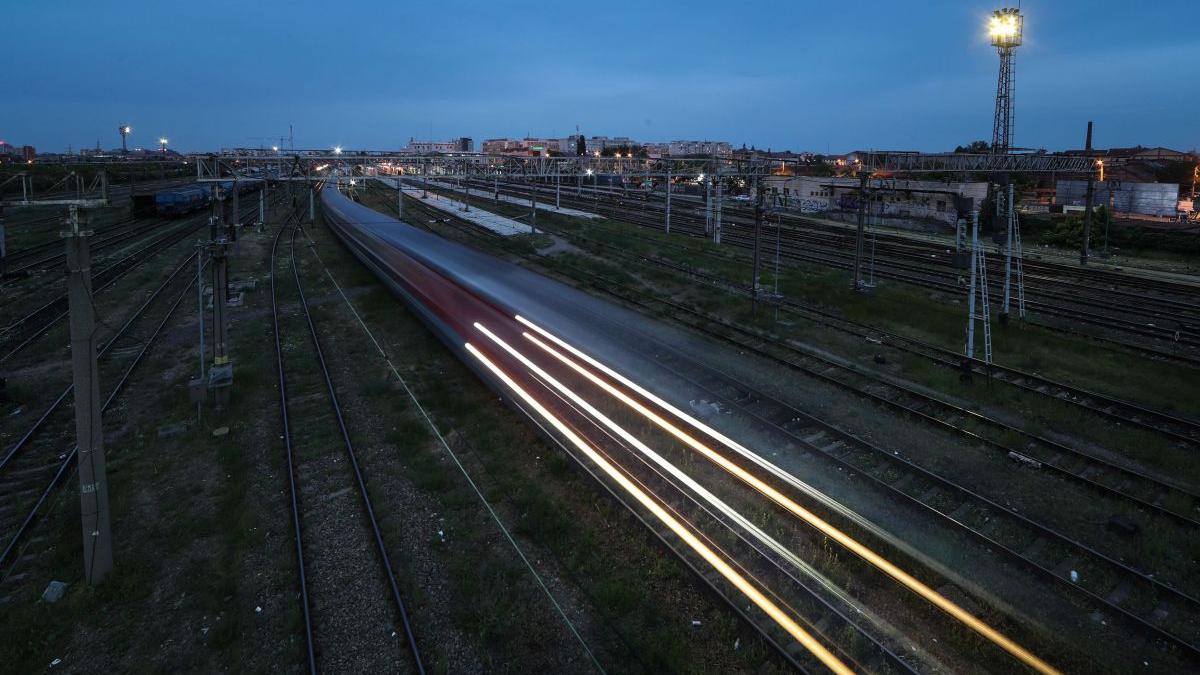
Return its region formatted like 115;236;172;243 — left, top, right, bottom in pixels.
343;185;1029;672
0;188;280;599
363;184;1200;668
0;199;260;364
0;249;203;595
402;181;1200;474
471;179;1200;360
2;214;166;277
512;213;1200;479
270;214;424;674
512;205;1200;451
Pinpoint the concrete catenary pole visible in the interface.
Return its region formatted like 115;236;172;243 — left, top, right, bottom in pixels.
713;169;723;244
63;205;114;585
664;164;672;234
752;176;764;310
1002;181;1015;316
966;204;981;359
0;205;6;279
530;179;538;232
397;176;403;221
852;171;869;290
1081;121;1095;264
705;174;713;236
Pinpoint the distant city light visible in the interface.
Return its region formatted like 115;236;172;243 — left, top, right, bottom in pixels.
272;145;279;152
334;146;343;154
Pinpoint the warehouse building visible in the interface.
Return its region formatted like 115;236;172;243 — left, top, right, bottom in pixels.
1055;180;1181;218
760;175;987;230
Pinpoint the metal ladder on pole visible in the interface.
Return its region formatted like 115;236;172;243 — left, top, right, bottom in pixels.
1013;211;1027;319
976;245;993;364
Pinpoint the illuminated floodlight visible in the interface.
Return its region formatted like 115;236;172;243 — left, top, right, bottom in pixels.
697;173;705;181
988;8;1023;48
123;126;132;134
272;145;279;152
585;169;593;176
334;146;343;154
349;179;356;186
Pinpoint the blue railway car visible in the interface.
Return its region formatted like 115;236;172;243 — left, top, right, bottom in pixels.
155;185;212;217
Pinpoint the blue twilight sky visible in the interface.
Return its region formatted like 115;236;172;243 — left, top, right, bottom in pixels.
2;1;1196;154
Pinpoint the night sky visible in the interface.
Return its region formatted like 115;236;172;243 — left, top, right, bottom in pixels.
3;1;1195;154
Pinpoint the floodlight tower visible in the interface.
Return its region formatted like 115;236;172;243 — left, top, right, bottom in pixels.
989;8;1022;154
118;125;132;153
988;8;1026;321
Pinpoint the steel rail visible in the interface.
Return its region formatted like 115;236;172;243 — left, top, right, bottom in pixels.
287;222;425;673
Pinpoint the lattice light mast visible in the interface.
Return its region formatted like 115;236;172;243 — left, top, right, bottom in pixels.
989;8;1022;154
988;7;1027;323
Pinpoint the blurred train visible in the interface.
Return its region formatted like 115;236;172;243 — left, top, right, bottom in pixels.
151;179;263;217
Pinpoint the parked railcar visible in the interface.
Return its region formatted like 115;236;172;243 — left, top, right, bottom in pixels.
155;185;211;217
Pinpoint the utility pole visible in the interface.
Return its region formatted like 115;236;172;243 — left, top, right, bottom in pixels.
664;164;672;234
0;205;6;279
752;176;764;311
208;232;233;409
852;171;869;290
964;201;992;365
1081;121;1095;264
63;205;114;585
713;169;723;244
705;173;713;236
530;180;538;232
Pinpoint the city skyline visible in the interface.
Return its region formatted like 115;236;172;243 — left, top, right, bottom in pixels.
2;0;1196;154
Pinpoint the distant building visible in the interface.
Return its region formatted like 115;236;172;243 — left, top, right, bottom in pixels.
479;134;732;158
403;137;473;154
481;137;559;155
1061;146;1196;162
760;175;988;230
22;145;36;161
666;140;732;157
1055;180;1181;218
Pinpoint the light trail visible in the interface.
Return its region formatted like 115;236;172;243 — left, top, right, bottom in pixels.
463;340;855;675
472;322;858;613
515;315;1060;675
